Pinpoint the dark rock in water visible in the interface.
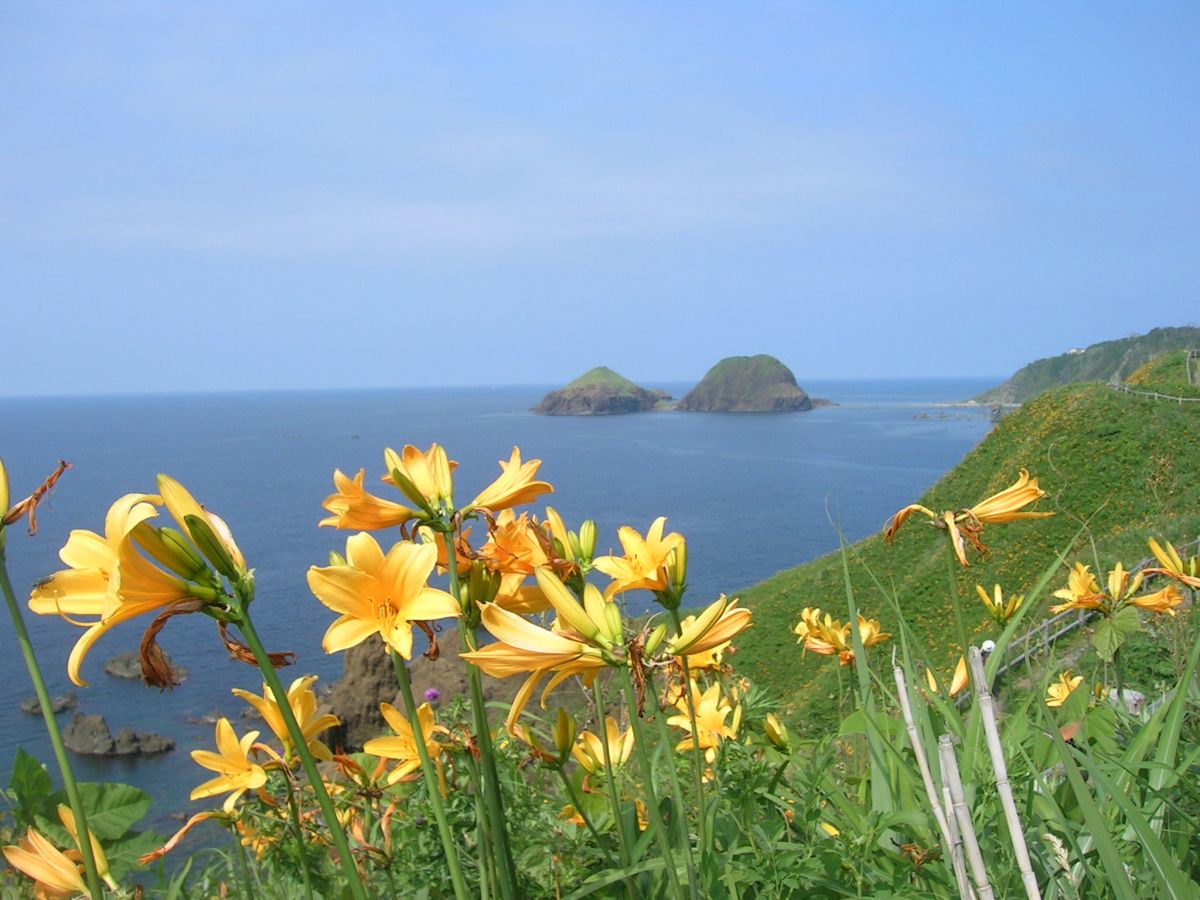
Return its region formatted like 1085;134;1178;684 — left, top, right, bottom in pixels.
325;632;596;752
678;355;813;412
21;691;78;716
104;650;187;684
63;713;174;756
533;367;671;416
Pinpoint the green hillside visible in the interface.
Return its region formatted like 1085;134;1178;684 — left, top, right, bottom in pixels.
975;325;1200;404
734;382;1200;733
1125;349;1200;398
564;366;644;393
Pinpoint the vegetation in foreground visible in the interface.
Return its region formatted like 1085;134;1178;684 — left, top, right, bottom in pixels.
2;391;1199;896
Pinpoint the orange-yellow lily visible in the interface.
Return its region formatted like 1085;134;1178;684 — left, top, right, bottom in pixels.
1051;561;1183;616
667;594;751;659
667;681;740;767
363;702;447;784
190;718;268;812
593;517;684;598
925;656;970;697
461;571;614;735
383;444;456;511
884;469;1053;566
29;493;197;686
320;468;416;530
572;716;634;779
1145;537;1200;589
793;607;890;666
307;534;461;659
2;825;87;899
231;675;340;762
1045;671;1084;708
976;583;1025;624
469;446;554;512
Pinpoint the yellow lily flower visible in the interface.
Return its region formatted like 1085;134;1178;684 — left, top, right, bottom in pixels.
976;583;1025;624
793;607;890;666
0;456;8;521
2;826;87;899
231;675;340;762
363;702;447;784
1146;537;1200;589
667;681;740;767
29;493;195;686
307;534;461;659
319;468;416;530
925;656;969;697
572;716;635;777
382;444;456;510
1045;671;1084;708
55;803;116;890
1049;562;1104;613
667;594;751;658
593;517;684;598
469;446;554;512
884;469;1053;567
475;511;560;614
190;718;267;813
1051;561;1183;616
461;599;609;736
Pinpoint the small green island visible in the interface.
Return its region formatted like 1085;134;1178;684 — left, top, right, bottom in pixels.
678;353;816;412
532;366;672;416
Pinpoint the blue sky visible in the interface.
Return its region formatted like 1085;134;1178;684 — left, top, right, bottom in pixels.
2;3;1198;396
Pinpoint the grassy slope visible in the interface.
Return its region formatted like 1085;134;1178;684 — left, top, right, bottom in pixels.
564;366;645;393
1125;349;1200;398
683;354;802;405
733;382;1200;734
975;326;1200;404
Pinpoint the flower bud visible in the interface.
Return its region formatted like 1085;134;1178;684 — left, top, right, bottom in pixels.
645;622;668;655
578;519;597;562
184;513;242;580
0;456;9;522
553;708;577;758
764;713;790;751
668;542;688;593
603;602;623;644
133;523;209;580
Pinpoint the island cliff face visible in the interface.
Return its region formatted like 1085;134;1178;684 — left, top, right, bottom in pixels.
678;354;812;412
533;367;670;416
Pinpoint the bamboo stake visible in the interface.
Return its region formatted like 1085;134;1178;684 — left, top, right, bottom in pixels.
893;666;962;887
968;647;1041;900
938;735;995;900
943;780;976;900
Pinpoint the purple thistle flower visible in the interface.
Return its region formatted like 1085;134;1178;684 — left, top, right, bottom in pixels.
424;688;440;703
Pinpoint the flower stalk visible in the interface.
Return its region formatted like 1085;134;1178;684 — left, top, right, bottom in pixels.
0;554;104;900
390;651;470;900
231;600;368;900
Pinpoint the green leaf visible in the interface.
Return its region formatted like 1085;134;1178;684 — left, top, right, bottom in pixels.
9;748;51;803
50;782;151;841
1093;606;1140;662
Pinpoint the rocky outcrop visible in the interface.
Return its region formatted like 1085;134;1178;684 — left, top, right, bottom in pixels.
105;650;187;684
62;713;174;756
21;692;78;716
533;367;670;416
324;632;595;751
678;355;812;412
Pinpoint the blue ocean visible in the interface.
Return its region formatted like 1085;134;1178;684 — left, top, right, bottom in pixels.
0;379;994;830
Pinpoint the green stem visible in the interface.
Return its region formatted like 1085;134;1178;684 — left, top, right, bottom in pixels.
0;554;104;900
643;671;699;899
462;752;496;898
446;532;519;900
284;776;315;900
556;767;614;862
669;608;710;868
617;668;686;900
945;552;972;666
235;609;368;900
390;651;471;900
233;828;255;896
592;678;637;898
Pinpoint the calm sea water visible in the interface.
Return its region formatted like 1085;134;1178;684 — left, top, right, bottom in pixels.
0;379;993;829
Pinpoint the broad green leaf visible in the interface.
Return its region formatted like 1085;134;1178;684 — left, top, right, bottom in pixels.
1093;605;1139;662
51;782;151;841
